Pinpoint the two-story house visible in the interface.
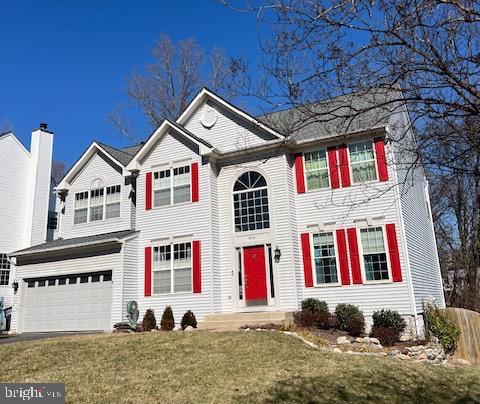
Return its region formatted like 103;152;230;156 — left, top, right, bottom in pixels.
0;124;54;317
8;89;445;336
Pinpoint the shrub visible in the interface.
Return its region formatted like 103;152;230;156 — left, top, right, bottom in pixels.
142;309;157;332
371;326;397;346
335;304;363;331
347;314;365;337
424;303;460;353
181;310;197;330
160;306;175;331
301;298;329;314
293;310;317;327
316;311;332;330
372;309;406;342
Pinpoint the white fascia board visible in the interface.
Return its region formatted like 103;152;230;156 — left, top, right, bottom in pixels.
125;120;214;171
176;88;283;140
57;142;126;190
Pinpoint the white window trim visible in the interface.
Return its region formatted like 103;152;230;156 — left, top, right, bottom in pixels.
151;240;193;295
347;139;379;185
357;225;393;284
309;232;342;287
302;148;332;192
152;164;192;209
73;184;122;226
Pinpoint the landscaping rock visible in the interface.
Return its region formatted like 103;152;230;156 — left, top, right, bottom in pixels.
336;336;351;345
397;354;410;360
333;348;342;353
184;326;195;332
244;328;250;331
417;353;427;360
369;338;381;345
451;358;471;366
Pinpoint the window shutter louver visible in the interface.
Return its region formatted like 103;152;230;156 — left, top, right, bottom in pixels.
191;162;199;202
335;229;350;285
385;224;402;282
301;233;314;287
338;145;351;187
347;228;363;284
192;240;202;293
144;246;152;296
145;172;152;210
374;138;389;182
294;153;306;194
327;147;340;189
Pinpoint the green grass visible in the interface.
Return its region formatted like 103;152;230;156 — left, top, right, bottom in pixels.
1;331;479;403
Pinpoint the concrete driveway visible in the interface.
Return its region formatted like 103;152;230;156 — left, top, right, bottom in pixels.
0;331;100;345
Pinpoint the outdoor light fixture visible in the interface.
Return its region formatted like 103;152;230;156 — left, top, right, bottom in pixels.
274;246;282;263
12;281;19;294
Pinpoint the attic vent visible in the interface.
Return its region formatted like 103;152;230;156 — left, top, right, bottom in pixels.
200;107;217;128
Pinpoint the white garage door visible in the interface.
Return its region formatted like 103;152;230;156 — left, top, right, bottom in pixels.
22;271;112;332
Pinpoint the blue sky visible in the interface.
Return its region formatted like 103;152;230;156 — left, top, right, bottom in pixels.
1;1;261;166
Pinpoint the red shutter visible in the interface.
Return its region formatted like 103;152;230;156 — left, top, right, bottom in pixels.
144;246;152;297
327;147;340;189
374;138;389;182
338;145;351;187
301;233;313;287
145;172;152;210
294;153;306;194
192;240;201;293
191;162;199;202
335;229;350;285
347;228;362;284
385;224;402;282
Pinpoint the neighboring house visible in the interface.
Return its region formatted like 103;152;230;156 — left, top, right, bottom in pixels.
0;124;54;312
8;89;445;336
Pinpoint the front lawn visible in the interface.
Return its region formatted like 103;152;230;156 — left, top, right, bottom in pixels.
1;331;479;403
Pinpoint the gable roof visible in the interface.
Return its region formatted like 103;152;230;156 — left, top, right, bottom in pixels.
176;87;283;140
126;119;216;170
96;142;144;166
260;88;400;143
56;141;137;190
10;230;138;257
0;131;31;156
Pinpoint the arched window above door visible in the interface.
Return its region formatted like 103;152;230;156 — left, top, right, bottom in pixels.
233;171;270;232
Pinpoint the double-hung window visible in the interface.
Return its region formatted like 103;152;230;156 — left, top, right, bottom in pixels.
304;150;329;190
360;227;389;281
0;254;10;286
74;185;121;224
348;140;377;183
153;242;192;294
312;233;339;284
89;188;104;222
74;191;89;224
153;165;191;207
105;185;121;219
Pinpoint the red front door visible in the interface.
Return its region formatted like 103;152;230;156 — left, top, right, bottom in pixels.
243;246;268;301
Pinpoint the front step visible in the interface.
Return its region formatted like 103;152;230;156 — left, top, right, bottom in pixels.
200;311;292;331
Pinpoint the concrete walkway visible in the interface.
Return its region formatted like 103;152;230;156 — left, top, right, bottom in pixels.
0;331;100;345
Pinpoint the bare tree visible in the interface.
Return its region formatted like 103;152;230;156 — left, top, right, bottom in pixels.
111;35;231;137
222;0;480;309
51;161;66;186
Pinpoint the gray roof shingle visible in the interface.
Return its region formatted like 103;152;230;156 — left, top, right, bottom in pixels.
260;88;402;142
10;230;138;256
96;142;144;166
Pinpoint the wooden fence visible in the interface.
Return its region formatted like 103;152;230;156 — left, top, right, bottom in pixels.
441;308;480;364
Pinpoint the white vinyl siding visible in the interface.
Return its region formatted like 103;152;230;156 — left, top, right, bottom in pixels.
312;232;339;285
304;150;329;190
349;140;377;183
360;227;389;281
153;165;191;207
